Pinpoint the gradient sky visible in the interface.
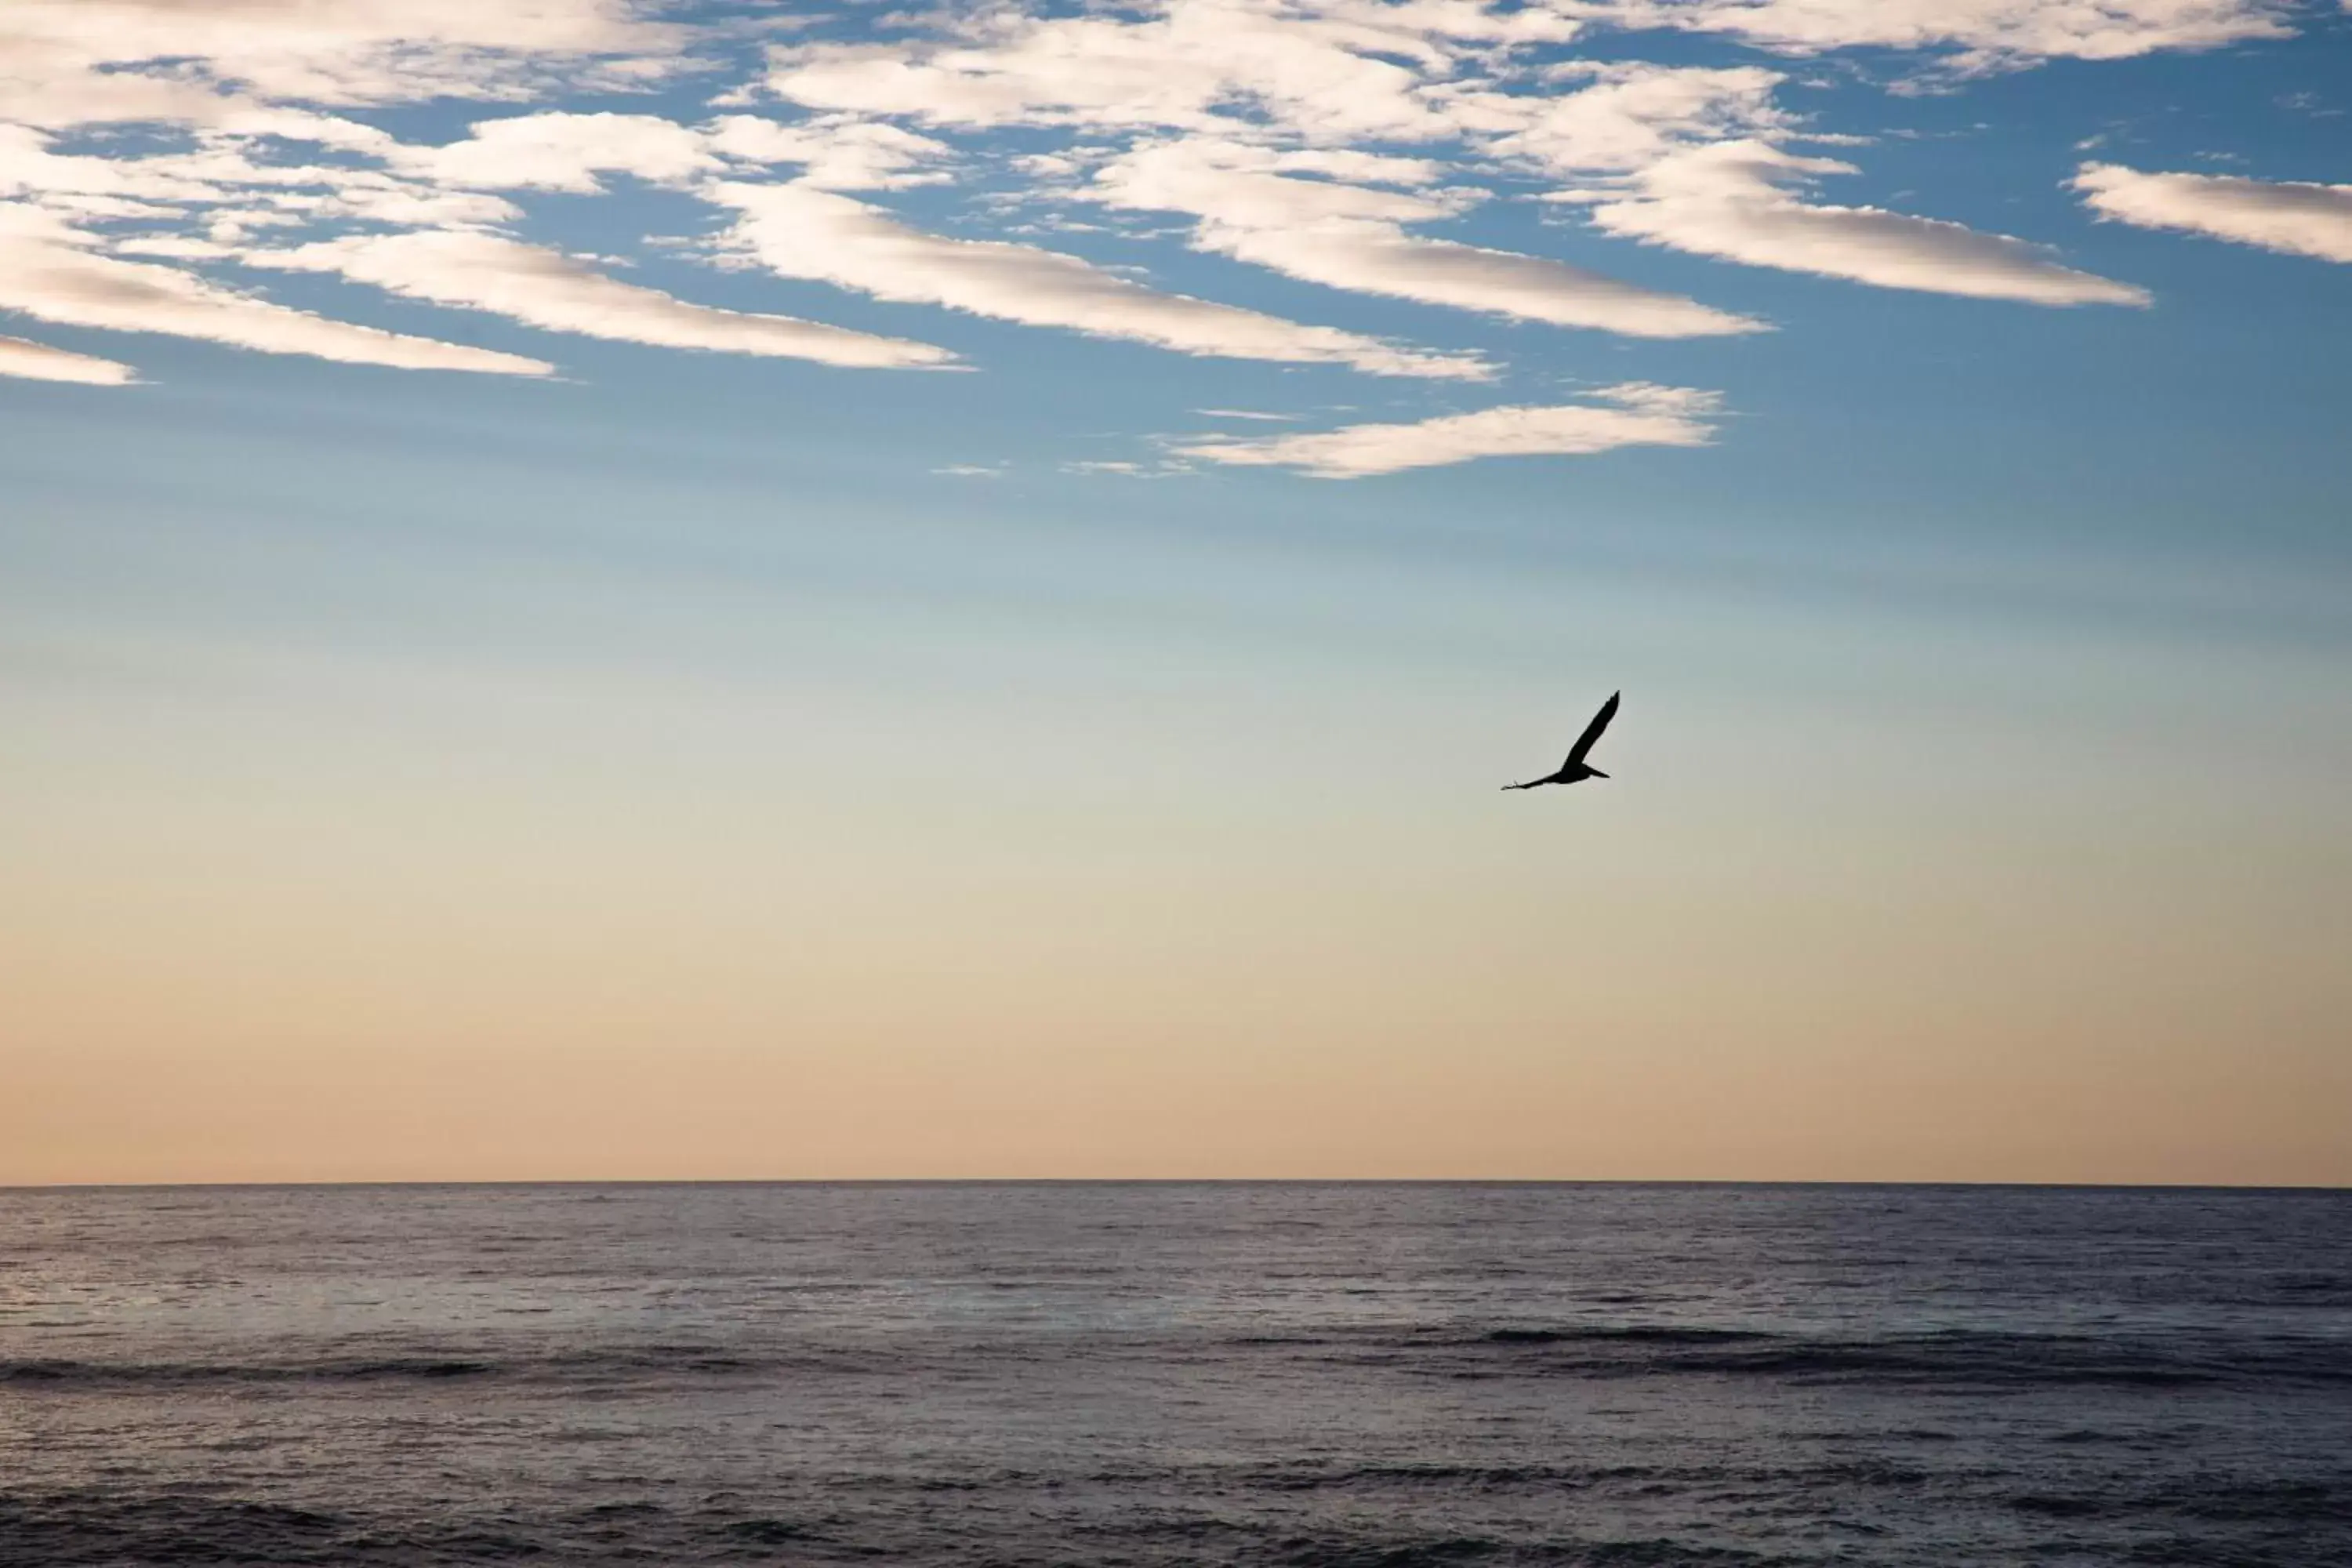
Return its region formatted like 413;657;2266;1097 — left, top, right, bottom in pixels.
3;0;2348;1185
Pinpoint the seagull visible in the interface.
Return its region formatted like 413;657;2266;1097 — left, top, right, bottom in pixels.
1504;691;1620;791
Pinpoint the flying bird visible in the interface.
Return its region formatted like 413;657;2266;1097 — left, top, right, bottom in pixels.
1504;691;1620;791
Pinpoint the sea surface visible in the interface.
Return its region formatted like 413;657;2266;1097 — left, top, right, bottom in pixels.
1;1183;2347;1566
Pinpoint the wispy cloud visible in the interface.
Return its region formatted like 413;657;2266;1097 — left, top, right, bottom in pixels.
0;204;550;375
0;331;135;383
1573;140;2150;305
704;115;956;191
391;111;720;193
760;16;2147;329
1595;0;2296;72
1171;383;1722;477
255;229;960;368
0;0;2308;455
1093;136;1765;338
1062;458;1187;477
709;180;1492;379
2073;162;2352;263
2;0;687;129
1483;61;1795;175
762;1;1574;143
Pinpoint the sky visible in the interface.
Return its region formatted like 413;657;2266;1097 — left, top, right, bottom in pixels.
2;0;2348;1186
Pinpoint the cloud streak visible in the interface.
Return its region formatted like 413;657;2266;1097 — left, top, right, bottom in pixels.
2;0;687;129
0;331;136;383
1577;141;2149;305
256;230;960;368
1094;137;1765;338
393;112;720;193
710;180;1491;379
2073;162;2352;263
763;0;1576;143
0;0;2302;452
0;205;550;374
1597;0;2296;71
1171;382;1721;477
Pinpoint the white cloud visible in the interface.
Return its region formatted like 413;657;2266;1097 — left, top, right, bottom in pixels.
0;331;136;383
1063;458;1187;477
1171;381;1720;476
394;112;720;193
761;10;1789;165
1194;407;1298;420
2;116;970;378
0;0;686;129
0;124;222;206
0;203;550;374
705;116;957;191
0;0;2268;414
1480;62;1792;175
764;0;1576;143
709;180;1493;378
1220;220;1767;333
2073;162;2352;263
1597;0;2296;71
300;182;525;230
256;229;960;368
1095;136;1765;336
763;39;1807;341
1576;140;2149;304
0;122;528;235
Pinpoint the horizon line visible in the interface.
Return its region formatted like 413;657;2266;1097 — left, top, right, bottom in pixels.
5;1178;2347;1194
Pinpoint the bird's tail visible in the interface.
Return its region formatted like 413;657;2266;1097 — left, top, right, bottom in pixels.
1586;768;1608;779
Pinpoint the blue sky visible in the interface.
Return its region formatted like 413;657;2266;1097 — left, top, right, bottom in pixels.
2;1;2348;1181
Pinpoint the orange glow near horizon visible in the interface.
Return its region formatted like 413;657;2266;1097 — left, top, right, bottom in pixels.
5;0;2351;1195
6;666;2344;1187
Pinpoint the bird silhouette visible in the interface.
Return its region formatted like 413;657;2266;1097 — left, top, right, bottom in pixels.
1504;691;1620;790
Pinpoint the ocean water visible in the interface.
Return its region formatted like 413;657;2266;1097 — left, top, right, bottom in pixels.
1;1184;2347;1566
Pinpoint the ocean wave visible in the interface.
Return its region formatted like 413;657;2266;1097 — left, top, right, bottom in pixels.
0;1342;769;1389
0;1490;1818;1568
0;1356;493;1386
1483;1327;1771;1345
10;1324;2341;1396
4;1465;2346;1566
1455;1327;2352;1388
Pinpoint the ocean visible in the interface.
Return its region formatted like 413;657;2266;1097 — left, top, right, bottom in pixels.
2;1182;2346;1566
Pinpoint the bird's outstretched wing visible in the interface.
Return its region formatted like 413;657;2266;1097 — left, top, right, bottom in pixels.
1563;691;1621;768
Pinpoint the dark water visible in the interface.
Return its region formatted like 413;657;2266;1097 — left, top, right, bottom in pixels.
2;1184;2347;1566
